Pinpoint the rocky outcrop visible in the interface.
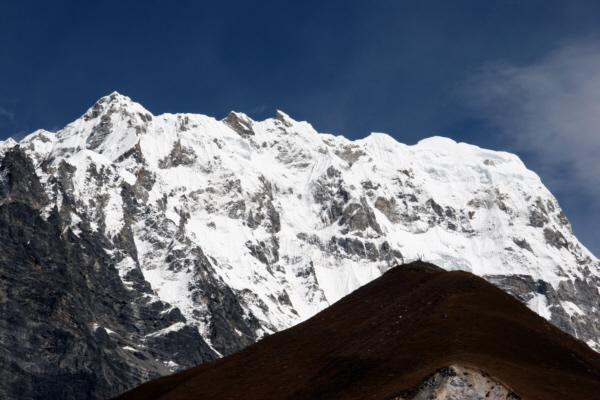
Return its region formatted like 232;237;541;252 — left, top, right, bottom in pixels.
223;111;254;137
158;140;197;169
0;147;48;209
394;366;520;400
487;273;600;351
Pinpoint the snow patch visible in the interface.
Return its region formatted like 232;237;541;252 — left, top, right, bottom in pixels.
527;294;552;320
562;301;584;317
145;322;186;338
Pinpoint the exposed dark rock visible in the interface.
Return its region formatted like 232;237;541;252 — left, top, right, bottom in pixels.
397;365;520;400
245;179;281;240
187;246;261;355
529;209;549;227
360;180;380;190
486;274;600;351
158;140;197;169
529;198;549;227
334;144;366;166
513;238;534;253
246;240;271;265
330;236;376;260
379;241;403;264
138;112;152;123
0;203;216;400
177;115;191;131
328;236;402;264
273;110;293;128
338;198;382;235
327;165;341;178
495;188;510;213
115;142;145;164
444;206;455;219
223;112;255;137
374;196;400;223
312;168;352;224
0;152;216;400
144;325;214;368
0;147;48;209
226;199;246;219
87;114;113;150
557;211;572;231
83;98;106;121
426;198;444;217
544;228;569;249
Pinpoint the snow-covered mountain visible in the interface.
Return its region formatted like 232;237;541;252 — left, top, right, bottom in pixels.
1;92;599;399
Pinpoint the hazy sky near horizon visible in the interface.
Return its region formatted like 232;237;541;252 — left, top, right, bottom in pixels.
1;0;600;254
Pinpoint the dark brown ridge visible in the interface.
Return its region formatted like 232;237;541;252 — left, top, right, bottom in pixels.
116;262;600;400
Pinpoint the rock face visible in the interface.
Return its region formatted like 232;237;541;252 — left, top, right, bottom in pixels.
393;366;520;400
0;148;216;400
0;92;599;399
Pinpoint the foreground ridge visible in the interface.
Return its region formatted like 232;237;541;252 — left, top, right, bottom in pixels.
118;262;600;400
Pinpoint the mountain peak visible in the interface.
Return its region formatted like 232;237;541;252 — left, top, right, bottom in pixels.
416;136;458;148
49;92;154;162
82;92;151;123
0;137;18;158
274;109;294;127
223;111;255;137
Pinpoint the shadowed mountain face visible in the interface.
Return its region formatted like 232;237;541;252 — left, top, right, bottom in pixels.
0;149;217;400
118;262;600;400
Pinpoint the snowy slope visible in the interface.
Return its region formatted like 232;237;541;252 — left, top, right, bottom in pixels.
3;92;599;354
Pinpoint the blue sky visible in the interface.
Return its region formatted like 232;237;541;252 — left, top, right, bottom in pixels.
1;1;599;254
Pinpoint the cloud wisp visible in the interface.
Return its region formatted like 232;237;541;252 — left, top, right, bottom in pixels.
464;42;600;196
0;106;15;123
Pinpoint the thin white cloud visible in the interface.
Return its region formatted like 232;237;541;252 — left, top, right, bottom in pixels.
0;106;15;122
464;42;600;194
